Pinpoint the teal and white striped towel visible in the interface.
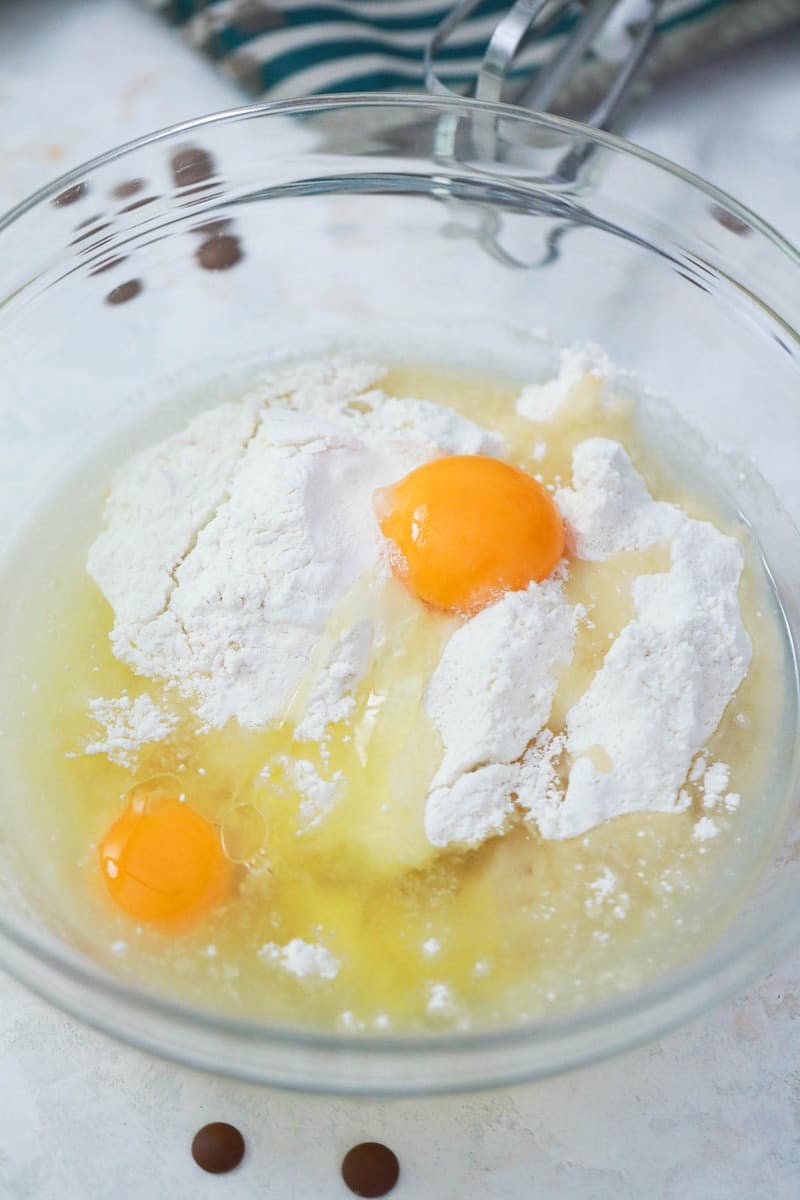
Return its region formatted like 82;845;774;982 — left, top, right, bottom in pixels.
144;0;800;106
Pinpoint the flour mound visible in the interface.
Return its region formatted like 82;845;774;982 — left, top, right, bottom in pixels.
88;363;501;731
555;438;683;560
83;693;177;769
516;345;616;423
548;521;752;838
294;621;374;743
424;581;577;848
425;763;520;849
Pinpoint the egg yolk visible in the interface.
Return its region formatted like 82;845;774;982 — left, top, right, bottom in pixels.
376;454;565;614
99;790;229;925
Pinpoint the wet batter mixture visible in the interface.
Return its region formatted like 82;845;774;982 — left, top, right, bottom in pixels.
0;352;792;1031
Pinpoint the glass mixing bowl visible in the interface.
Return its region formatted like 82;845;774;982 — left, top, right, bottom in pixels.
0;95;799;1095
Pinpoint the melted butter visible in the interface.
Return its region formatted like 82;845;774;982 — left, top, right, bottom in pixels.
0;362;793;1031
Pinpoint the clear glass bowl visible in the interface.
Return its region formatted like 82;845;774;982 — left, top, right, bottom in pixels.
0;95;799;1095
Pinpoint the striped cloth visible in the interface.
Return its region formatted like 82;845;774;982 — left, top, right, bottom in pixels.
144;0;800;107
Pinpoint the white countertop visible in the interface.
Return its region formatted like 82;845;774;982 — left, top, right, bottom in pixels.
1;3;799;1197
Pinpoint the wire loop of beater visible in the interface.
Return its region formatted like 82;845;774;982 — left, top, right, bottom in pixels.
424;0;665;265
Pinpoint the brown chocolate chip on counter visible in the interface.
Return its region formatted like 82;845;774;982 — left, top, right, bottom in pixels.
171;146;216;188
191;1122;246;1175
342;1143;400;1198
196;234;243;271
709;203;751;236
52;182;87;207
112;178;145;199
105;279;143;305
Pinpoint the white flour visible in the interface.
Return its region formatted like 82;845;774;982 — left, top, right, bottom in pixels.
701;761;730;807
427;982;456;1017
88;361;500;733
693;817;720;842
540;521;751;839
294;621;374;743
86;354;753;858
256;938;340;980
555;438;683;559
516;345;616;423
700;760;740;813
424;436;751;847
424;580;577;848
83;693;177;769
268;756;343;831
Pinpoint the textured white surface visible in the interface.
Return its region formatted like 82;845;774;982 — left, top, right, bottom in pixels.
1;2;800;1196
561;520;751;839
425;579;576;847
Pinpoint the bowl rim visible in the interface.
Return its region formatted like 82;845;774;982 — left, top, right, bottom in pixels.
2;91;798;263
1;91;799;1092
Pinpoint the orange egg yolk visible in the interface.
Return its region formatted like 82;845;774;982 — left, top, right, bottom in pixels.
376;454;565;614
99;791;229;925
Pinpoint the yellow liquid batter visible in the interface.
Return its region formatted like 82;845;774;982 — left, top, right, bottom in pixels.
0;363;792;1031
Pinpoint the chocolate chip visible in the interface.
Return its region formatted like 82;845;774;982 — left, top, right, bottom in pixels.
113;178;145;199
171;146;216;188
192;217;232;235
75;213;105;229
90;255;127;276
196;234;243;271
342;1143;400;1198
52;182;87;207
709;203;751;236
105;279;142;305
119;195;158;213
191;1123;245;1175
